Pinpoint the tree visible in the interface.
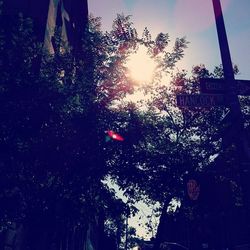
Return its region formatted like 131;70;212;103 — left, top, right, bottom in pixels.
0;4;190;248
106;62;249;216
126;64;250;249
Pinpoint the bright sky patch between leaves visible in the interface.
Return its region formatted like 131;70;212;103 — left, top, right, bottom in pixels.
126;46;156;84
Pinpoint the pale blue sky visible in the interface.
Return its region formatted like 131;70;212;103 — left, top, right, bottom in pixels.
89;0;250;79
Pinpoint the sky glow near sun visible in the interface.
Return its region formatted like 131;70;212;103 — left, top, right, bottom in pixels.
126;46;156;84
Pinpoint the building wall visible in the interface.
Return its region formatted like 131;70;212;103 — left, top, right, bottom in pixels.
2;0;89;54
2;0;50;42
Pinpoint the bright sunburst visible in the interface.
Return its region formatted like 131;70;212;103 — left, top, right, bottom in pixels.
126;46;156;84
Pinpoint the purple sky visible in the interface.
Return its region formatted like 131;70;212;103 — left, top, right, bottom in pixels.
89;0;250;80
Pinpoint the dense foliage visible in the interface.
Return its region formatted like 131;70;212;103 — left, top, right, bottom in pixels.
0;6;189;248
2;4;248;248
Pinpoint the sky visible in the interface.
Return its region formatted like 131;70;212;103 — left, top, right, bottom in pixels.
89;0;250;80
88;0;250;239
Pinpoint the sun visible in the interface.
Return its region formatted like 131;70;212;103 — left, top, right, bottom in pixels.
126;46;156;83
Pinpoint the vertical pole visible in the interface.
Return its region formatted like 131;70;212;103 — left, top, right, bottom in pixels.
211;2;250;248
212;0;234;81
125;214;128;250
211;0;250;159
211;0;240;109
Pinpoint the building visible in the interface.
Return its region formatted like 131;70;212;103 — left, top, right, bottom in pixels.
2;0;89;54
